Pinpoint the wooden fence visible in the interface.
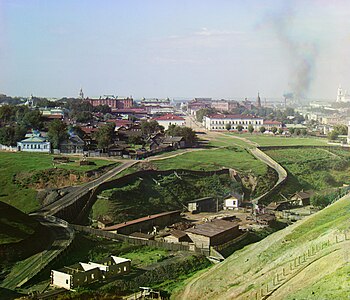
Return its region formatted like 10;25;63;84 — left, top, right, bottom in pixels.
71;224;191;252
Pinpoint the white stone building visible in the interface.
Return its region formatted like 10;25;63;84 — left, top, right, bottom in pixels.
336;85;350;103
224;196;240;210
51;256;131;290
202;114;264;131
17;131;51;153
153;114;185;130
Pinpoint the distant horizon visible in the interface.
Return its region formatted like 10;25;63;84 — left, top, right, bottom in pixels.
2;92;337;104
2;1;350;100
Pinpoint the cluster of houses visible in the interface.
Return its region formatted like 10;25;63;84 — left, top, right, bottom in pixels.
16;128;188;159
0;93;189;156
51;256;131;290
96;190;315;253
101;209;242;252
12;95;189;157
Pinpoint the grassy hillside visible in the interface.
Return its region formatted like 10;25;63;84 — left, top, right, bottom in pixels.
0;201;39;245
0;152;116;212
227;133;328;147
174;193;350;299
264;147;350;200
93;172;241;223
152;147;267;176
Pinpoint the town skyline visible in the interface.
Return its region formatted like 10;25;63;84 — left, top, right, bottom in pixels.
2;0;350;99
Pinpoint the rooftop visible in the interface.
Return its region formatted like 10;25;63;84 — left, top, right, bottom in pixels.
207;114;262;120
103;210;181;231
185;219;239;238
153;114;185;121
188;197;214;203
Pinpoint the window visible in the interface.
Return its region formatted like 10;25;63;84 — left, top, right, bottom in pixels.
66;279;69;284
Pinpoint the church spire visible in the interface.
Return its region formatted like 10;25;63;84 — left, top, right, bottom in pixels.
79;88;84;100
257;92;261;108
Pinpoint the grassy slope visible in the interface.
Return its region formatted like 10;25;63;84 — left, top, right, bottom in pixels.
0;152;116;212
174;194;350;299
226;133;328;147
152;147;267;176
93;173;238;222
264;148;350;198
0;201;39;244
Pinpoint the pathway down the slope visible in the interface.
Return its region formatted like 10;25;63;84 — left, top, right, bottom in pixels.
36;160;138;217
250;148;288;204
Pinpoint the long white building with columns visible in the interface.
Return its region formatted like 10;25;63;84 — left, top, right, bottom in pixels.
203;114;264;131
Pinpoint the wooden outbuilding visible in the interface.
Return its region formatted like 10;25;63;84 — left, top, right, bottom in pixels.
185;219;241;249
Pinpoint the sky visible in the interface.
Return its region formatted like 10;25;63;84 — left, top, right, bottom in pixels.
1;0;350;100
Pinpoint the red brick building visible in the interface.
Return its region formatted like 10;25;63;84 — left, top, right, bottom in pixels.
86;97;133;109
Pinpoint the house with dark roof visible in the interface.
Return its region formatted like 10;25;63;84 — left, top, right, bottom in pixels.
162;136;186;149
187;197;217;213
291;190;314;206
59;135;85;154
185;219;241;249
163;230;191;243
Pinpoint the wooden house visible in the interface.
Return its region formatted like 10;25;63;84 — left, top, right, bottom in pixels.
185;219;241;249
163;230;191;243
188;197;217;213
291;190;314;206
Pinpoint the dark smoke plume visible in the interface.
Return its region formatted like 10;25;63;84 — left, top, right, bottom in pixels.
267;5;318;100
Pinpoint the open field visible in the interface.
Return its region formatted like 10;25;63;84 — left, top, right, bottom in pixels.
0;152;116;212
264;147;350;199
174;193;350;299
152;147;267;176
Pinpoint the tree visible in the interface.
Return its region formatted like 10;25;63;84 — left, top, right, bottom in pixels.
75;111;93;123
128;135;143;146
301;128;307;136
0;126;15;146
93;104;111;114
95;123;115;151
333;124;348;136
236;124;243;132
141;120;162;136
271;126;277;134
0;105;14;123
48;120;68;149
166;125;197;145
289;127;295;135
70;125;85;138
225;123;231;131
248;124;254;134
21;109;42;129
259;126;266;134
196;108;217;122
278;128;284;135
328;130;338;141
